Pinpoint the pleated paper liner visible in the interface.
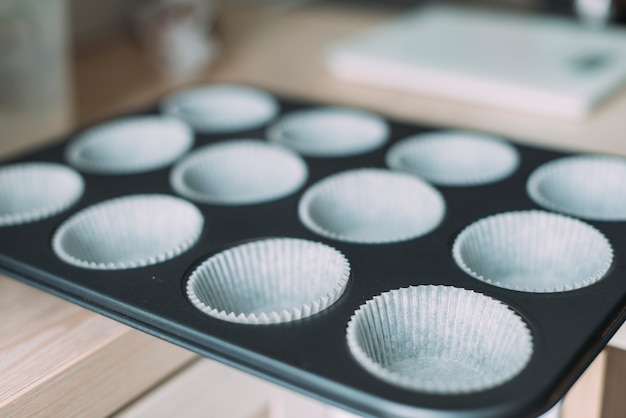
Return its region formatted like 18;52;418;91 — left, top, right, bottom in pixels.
298;168;445;244
452;210;613;292
170;139;308;205
161;84;279;133
267;107;389;157
386;130;519;186
186;238;350;325
65;115;193;175
53;194;204;270
346;285;533;394
0;162;84;227
528;155;626;221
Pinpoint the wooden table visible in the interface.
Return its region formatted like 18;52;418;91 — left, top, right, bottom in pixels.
2;4;626;417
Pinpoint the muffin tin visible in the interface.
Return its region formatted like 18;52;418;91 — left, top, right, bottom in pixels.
1;84;626;417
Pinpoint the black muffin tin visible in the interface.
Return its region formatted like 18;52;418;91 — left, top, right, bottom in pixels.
1;92;625;418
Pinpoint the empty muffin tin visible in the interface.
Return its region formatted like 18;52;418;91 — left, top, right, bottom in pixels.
1;84;626;418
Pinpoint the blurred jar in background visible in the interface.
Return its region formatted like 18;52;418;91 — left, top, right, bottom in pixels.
135;0;218;81
0;0;71;155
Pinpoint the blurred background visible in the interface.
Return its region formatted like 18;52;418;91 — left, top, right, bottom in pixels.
2;0;625;158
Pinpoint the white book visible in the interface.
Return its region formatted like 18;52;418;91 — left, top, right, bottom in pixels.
328;5;626;119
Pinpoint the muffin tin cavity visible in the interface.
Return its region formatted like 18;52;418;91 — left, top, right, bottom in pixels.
170;140;308;205
453;211;613;292
161;84;279;133
186;238;350;324
527;155;626;221
0;162;84;227
298;168;445;244
386;131;519;186
52;194;204;270
346;286;533;394
65;116;193;175
267;107;388;157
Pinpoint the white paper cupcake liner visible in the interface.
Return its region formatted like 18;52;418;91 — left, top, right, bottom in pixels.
298;168;445;244
346;285;533;394
386;131;519;186
527;155;626;221
267;107;389;157
170;139;308;205
0;163;84;227
53;194;204;270
161;84;279;133
452;210;613;292
186;238;350;324
65;116;193;175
